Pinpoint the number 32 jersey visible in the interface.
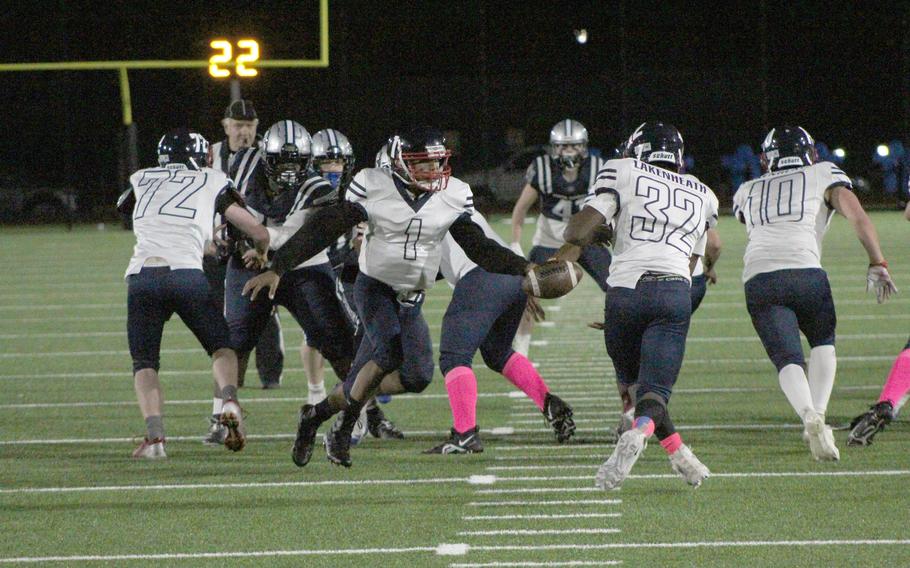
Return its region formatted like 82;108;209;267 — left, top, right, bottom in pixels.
732;162;851;283
125;166;231;277
346;168;475;293
588;158;718;289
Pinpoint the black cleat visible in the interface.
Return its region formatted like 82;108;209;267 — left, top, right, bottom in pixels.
366;404;405;439
423;427;484;454
848;401;894;446
543;393;576;443
325;410;355;467
292;404;322;467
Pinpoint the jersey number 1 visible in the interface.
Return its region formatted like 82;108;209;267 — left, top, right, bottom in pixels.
404;218;423;260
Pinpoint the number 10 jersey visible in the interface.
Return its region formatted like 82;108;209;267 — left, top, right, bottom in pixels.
733;162;851;283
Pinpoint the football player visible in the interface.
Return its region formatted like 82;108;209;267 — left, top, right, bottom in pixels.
309;129;403;440
118;129;269;458
243;128;531;468
425;209;575;454
847;202;910;444
510;119;611;355
225;120;357;402
733;126;897;460
557;122;718;490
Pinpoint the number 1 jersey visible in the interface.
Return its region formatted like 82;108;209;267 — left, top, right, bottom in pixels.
732;162;851;283
589;158;719;289
346;168;475;293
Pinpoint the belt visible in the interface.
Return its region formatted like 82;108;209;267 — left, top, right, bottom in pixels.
397;290;425;307
638;272;688;283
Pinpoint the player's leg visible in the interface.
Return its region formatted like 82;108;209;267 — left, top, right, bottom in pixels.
173;269;245;452
254;309;285;389
127;267;170;459
577;243;612;292
202;256;228;432
301;341;327;404
597;286;648;489
512;245;558;356
690;273;707;313
746;271;837;460
848;336;908;445
795;269;838;419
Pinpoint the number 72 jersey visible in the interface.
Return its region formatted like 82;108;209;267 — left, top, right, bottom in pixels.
592;158;719;289
732;161;851;283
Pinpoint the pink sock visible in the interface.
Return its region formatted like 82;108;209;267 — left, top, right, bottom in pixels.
501;353;550;410
660;432;683;455
633;416;655;437
879;349;910;406
445;367;478;433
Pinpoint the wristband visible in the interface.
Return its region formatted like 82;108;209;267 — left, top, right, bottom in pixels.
870;260;888;269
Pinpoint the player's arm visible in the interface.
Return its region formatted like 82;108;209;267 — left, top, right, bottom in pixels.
556;190;618;262
904;199;910;222
703;228;721;284
827;184;897;302
510;183;539;255
449;214;531;276
217;187;268;256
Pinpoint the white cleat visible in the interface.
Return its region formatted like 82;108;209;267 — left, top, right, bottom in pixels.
669;444;710;487
132;437;167;459
616;409;634;436
804;411;839;461
350;404;369;446
595;428;646;490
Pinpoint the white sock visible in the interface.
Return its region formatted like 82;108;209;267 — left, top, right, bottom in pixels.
308;381;326;405
807;345;836;415
512;332;531;357
212;397;223;417
778;364;815;421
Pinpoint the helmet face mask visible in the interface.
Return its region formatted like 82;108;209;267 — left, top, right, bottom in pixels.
157;129;209;170
263;120;312;191
311;129;355;190
549;119;589;170
624;122;684;170
760;126;817;173
389;129;452;192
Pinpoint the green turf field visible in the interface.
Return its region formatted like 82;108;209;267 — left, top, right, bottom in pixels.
1;212;908;566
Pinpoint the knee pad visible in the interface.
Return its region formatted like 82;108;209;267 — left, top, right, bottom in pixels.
132;359;160;374
480;346;513;374
400;373;433;393
440;352;475;377
772;353;806;373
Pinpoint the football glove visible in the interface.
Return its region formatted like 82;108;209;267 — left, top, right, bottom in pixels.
866;263;897;304
510;241;524;257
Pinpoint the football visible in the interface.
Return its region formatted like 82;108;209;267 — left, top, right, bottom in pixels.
522;260;584;299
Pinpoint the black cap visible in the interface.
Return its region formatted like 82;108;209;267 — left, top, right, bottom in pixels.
224;99;257;121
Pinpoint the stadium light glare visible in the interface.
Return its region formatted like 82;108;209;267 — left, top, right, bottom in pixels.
574;29;588;44
876;144;890;157
833;147;845;158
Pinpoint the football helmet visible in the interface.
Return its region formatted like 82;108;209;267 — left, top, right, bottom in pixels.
760;126;817;173
262;120;312;190
157;129;208;170
375;143;392;170
311;128;355;190
624;122;684;170
389;127;452;192
549;119;589;170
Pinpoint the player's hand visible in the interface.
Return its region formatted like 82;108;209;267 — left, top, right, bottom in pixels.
867;264;897;304
243;270;280;301
705;267;718;285
510;241;524;257
525;296;546;322
242;248;267;270
588;321;605;330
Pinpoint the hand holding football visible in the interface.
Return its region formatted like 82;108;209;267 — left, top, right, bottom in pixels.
522;260;584;299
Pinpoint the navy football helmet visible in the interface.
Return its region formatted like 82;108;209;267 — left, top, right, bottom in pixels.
311;128;355;190
624;122;684;170
760;126;817;173
389;127;452;192
262;120;312;190
157;129;208;170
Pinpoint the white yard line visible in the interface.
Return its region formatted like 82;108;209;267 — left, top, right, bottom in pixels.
462;513;621;521
458;529;620;536
467;499;622;507
465;540;910;552
450;562;620;567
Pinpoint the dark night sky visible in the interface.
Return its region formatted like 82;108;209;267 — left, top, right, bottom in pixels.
2;0;908;214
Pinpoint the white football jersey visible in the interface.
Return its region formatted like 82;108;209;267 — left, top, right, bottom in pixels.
346;168;475;293
732;161;851;283
586;158;718;289
125;165;231;277
440;210;506;286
